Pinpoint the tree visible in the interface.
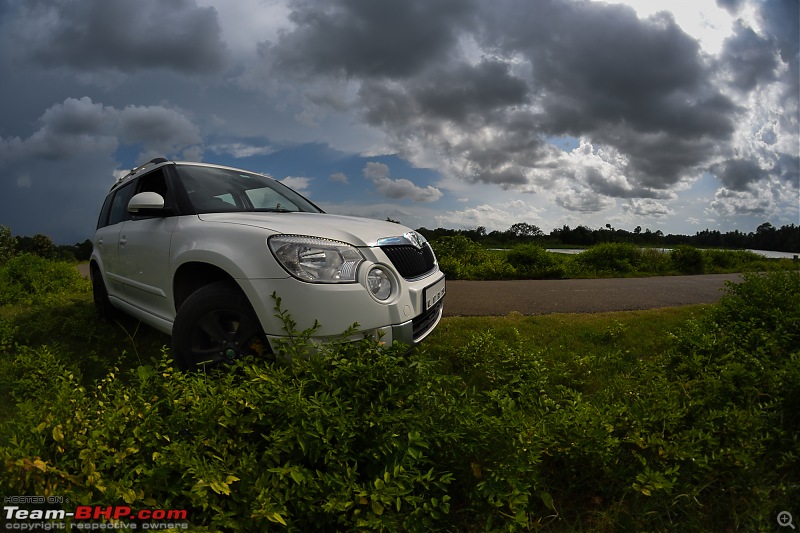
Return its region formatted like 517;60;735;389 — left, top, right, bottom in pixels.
509;222;543;238
31;234;56;259
0;225;15;263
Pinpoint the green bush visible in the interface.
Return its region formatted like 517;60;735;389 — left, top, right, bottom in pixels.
572;242;644;275
2;267;796;531
0;254;88;305
0;341;548;530
507;244;565;278
670;244;704;274
431;235;508;280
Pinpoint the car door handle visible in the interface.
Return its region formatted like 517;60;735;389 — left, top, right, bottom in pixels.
97;237;103;247
120;236;127;245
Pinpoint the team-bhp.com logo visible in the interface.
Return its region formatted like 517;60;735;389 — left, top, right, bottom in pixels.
4;497;189;530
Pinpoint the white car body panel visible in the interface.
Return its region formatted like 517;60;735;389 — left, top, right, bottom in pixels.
91;160;445;353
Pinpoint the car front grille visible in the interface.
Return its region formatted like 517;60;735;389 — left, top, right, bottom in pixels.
380;244;437;280
412;300;443;342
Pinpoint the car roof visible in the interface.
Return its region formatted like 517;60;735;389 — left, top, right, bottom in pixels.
109;158;275;192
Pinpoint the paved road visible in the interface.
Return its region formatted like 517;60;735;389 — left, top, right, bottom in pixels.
442;274;742;316
78;263;740;316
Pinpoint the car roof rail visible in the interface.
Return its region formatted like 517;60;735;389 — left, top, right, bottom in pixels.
117;157;170;183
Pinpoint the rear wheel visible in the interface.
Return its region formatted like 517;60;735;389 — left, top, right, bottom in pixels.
172;281;269;371
90;266;116;322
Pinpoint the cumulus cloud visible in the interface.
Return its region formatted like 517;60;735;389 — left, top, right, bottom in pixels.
434;200;543;231
363;162;442;203
270;0;477;78
258;0;797;218
623;199;673;218
280;176;312;192
0;97;202;164
329;172;349;184
0;0;797;241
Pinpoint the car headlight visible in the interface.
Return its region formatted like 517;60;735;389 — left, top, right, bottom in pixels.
268;235;364;283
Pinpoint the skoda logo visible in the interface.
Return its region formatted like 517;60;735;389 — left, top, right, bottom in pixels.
405;231;424;249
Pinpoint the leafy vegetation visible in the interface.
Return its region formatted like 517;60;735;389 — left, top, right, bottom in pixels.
418;221;800;253
0;254;797;531
430;236;797;280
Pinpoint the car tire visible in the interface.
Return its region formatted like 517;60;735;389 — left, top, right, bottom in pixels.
90;266;117;322
172;281;270;371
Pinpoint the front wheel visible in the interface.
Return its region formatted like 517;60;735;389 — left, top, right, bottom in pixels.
172;282;270;371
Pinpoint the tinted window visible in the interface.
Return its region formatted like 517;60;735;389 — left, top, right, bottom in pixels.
176;165;322;214
133;168;172;218
107;182;137;226
96;193;115;229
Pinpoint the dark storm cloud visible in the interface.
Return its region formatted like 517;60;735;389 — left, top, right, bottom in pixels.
711;158;766;191
267;0;752;196
411;60;530;123
11;0;228;75
758;0;800;102
719;22;779;91
273;0;478;78
0;97;201;163
485;0;739;183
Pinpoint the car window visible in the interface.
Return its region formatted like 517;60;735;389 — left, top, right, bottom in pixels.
96;193;115;229
136;168;168;198
107;182;137;226
245;187;301;212
176;165;321;214
133;168;172;218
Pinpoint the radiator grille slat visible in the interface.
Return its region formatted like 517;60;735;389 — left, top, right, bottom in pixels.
380;244;436;280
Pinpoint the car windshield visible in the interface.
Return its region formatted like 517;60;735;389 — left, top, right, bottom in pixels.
176;165;322;214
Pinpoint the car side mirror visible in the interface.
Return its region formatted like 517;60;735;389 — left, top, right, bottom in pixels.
128;192;166;214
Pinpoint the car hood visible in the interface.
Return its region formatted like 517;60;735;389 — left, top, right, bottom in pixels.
196;212;418;247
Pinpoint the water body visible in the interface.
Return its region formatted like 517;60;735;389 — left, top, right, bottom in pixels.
545;248;799;259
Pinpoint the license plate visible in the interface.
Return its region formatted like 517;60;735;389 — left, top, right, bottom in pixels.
424;277;446;310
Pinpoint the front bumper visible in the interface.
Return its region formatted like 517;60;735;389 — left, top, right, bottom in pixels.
242;272;445;350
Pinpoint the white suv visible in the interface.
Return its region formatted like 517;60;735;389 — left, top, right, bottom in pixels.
91;158;445;370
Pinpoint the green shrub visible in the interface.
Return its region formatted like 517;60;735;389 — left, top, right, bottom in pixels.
573;242;644;275
430;235;491;280
507;244;565;278
0;254;88;304
670;244;704;274
2;272;796;531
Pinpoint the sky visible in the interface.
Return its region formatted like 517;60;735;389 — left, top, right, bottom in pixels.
0;0;798;244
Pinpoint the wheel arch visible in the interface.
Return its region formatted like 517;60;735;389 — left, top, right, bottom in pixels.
173;262;241;312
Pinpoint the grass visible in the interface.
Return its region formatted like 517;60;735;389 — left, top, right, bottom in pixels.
1;257;797;531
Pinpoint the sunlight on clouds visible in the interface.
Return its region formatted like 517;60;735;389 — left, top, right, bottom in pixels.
280;176;312;193
596;0;736;54
364;162;443;203
435;200;543;231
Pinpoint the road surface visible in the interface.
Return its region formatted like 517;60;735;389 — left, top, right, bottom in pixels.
77;264;740;316
441;274;741;316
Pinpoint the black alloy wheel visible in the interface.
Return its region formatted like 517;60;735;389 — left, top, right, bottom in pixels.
172;281;269;371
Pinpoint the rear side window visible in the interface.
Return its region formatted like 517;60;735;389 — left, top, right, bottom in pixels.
107;182;137;226
96;194;114;229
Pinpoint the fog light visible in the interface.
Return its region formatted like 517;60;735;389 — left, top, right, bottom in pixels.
367;267;393;300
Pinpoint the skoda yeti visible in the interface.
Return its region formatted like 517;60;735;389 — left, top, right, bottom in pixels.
91;158;445;370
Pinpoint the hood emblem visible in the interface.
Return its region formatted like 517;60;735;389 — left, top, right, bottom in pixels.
405;231;424;250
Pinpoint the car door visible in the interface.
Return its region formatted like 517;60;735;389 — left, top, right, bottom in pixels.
95;181;136;298
116;168;178;321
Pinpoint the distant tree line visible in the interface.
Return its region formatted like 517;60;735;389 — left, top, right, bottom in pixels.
416;222;800;253
2;220;798;266
0;226;92;263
